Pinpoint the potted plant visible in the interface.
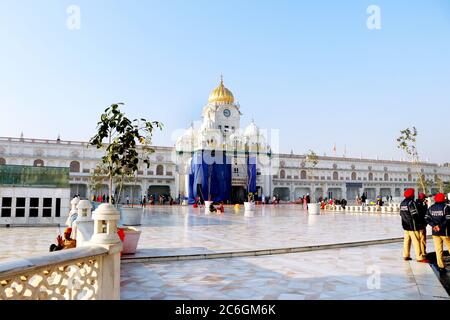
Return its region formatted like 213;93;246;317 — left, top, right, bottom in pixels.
89;102;162;231
119;226;142;255
244;192;256;213
305;150;320;215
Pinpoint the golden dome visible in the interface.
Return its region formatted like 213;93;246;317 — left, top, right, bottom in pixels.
208;76;234;104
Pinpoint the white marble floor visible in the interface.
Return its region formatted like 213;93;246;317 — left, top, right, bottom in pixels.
120;243;449;300
0;205;427;262
132;205;407;257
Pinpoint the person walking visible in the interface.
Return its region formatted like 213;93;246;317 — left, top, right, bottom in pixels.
361;192;367;208
126;195;130;205
400;188;429;263
426;193;450;274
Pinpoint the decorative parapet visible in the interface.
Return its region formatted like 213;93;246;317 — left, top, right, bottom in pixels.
0;246;108;300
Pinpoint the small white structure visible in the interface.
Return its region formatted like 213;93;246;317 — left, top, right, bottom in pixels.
73;200;94;246
66;196;80;227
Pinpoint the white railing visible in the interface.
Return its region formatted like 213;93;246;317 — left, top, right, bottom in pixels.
0;246;108;300
0;203;123;300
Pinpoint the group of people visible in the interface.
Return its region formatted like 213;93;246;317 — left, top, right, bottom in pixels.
320;198;348;210
92;194;114;204
208;202;225;214
192;196;225;214
401;188;450;274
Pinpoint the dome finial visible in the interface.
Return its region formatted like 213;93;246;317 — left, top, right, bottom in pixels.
220;74;224;85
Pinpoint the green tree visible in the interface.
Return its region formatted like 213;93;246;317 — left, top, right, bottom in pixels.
444;182;450;195
89;103;162;205
305;150;319;201
397;127;428;193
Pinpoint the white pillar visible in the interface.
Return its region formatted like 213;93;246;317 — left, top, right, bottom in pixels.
89;203;122;300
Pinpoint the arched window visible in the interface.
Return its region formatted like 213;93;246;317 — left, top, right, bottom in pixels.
70;161;80;173
408;174;412;182
384;173;389;181
368;172;373;181
300;170;307;180
351;172;357;180
0;158;5;165
156;165;164;176
33;159;44;167
280;170;286;179
332;171;339;180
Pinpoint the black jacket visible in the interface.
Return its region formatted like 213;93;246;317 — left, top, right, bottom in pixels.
426;203;450;237
400;198;422;231
416;199;428;230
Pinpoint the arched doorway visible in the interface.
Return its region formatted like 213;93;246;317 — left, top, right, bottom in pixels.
148;185;171;203
34;159;44;167
300;170;307;180
328;188;343;199
273;187;290;201
231;186;246;204
122;185;142;204
314;188;324;200
156;165;164;176
70;184;87;199
294;187;311;200
332;172;339;180
364;188;376;200
70;161;80;173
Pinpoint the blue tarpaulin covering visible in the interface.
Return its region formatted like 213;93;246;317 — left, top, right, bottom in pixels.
247;157;257;193
188;151;232;204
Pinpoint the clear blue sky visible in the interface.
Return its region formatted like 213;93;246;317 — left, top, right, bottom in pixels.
0;0;449;163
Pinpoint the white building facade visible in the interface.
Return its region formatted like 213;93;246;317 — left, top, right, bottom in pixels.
1;78;450;210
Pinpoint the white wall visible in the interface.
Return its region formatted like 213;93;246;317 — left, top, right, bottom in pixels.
0;187;70;225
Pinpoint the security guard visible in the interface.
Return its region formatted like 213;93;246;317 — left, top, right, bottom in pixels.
400;188;429;262
416;193;428;256
426;193;450;274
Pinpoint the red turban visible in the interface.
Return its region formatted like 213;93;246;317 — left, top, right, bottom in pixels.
418;193;426;200
404;189;415;199
435;193;446;203
64;227;72;234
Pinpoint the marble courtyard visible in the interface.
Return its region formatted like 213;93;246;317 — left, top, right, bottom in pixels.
1;205;448;300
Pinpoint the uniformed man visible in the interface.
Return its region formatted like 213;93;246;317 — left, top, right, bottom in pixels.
400;188;429;263
416;192;428;256
425;193;450;274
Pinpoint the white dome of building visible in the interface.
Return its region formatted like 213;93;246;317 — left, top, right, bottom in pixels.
244;121;259;138
200;117;215;132
176;125;197;152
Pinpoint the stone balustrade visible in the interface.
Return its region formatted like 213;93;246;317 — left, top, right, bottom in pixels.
0;202;122;300
0;246;107;300
328;203;400;214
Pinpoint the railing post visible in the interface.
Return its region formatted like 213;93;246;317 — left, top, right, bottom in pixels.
89;203;122;300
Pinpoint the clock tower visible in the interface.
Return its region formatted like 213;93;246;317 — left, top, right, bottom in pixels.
201;76;242;140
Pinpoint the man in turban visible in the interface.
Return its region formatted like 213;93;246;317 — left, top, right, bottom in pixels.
426;193;450;274
400;188;429;263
